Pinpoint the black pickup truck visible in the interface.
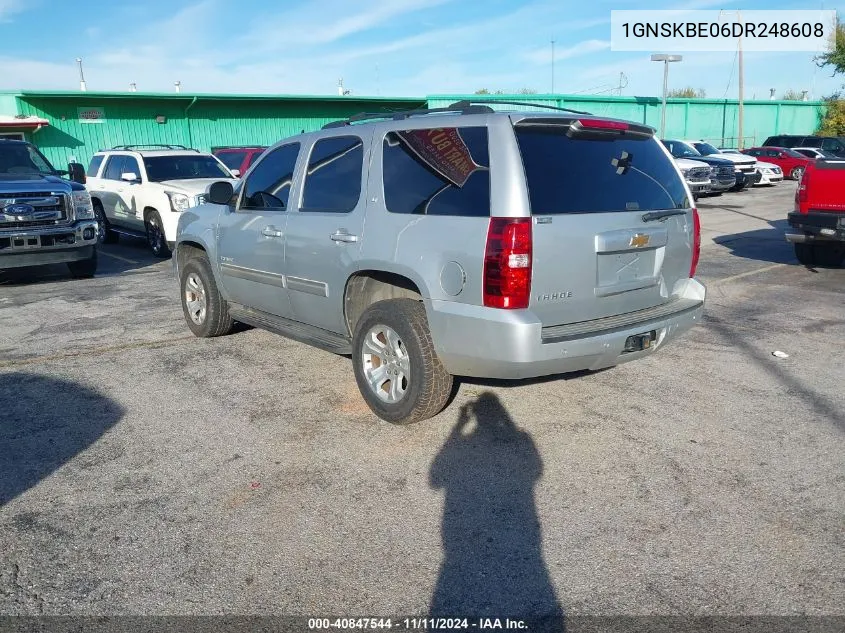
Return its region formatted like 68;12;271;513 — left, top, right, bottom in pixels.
0;139;98;277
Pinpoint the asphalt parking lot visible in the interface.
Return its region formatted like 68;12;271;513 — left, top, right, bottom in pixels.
1;183;843;624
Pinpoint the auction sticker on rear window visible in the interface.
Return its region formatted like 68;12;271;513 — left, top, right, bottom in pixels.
611;10;837;52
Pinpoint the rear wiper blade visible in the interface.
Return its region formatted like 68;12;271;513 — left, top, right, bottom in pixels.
641;209;687;222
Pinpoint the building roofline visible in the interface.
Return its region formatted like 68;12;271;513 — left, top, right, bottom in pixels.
427;93;826;106
3;89;427;103
0;89;825;107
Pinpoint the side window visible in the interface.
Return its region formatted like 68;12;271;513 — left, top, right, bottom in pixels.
103;156;126;181
382;127;490;216
123;156;142;179
301;136;364;213
217;151;246;171
765;150;779;157
240;143;300;210
822;138;843;152
87;155;104;177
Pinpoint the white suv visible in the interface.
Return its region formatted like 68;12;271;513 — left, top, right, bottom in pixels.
86;145;237;257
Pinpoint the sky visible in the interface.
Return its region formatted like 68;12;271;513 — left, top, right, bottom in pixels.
0;0;841;100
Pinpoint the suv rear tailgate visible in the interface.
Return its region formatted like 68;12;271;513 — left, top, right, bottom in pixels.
512;118;697;328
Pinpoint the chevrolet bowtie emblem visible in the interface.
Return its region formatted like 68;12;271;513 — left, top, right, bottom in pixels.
629;233;650;248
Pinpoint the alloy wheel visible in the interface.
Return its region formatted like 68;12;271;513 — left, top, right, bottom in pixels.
184;272;207;325
360;324;410;403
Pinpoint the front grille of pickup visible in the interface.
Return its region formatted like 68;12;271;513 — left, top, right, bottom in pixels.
688;167;710;181
717;166;734;176
0;192;69;230
738;165;755;173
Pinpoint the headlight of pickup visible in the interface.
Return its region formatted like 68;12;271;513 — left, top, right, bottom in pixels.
72;190;95;220
166;192;191;213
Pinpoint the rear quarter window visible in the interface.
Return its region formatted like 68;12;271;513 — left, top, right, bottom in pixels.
382;127;490;216
514;125;688;214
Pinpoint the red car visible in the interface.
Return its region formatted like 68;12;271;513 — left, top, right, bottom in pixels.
742;146;813;180
786;157;845;266
212;146;268;177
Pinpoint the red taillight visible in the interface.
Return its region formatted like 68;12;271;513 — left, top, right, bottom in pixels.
690;208;701;278
575;118;629;131
795;169;809;213
483;217;532;309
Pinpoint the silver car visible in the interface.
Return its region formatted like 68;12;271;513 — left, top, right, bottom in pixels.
174;102;706;424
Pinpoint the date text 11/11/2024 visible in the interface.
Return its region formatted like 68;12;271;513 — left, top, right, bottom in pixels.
308;618;530;630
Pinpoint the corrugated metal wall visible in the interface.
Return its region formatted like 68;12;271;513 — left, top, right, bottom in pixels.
15;95;426;168
12;92;825;168
428;94;824;146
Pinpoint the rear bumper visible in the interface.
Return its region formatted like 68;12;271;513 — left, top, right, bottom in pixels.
786;211;845;243
428;278;706;379
0;221;98;269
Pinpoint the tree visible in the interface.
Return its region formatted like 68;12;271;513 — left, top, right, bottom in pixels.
518;88;538;95
667;87;706;98
816;20;845;77
474;89;490;95
781;89;805;101
817;96;845;135
814;16;845;135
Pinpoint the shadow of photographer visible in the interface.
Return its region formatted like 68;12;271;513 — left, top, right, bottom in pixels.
429;392;564;629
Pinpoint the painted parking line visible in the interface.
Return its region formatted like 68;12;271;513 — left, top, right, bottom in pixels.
711;263;786;286
99;250;142;265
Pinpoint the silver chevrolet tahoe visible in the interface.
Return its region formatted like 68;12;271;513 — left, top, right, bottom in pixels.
174;101;706;424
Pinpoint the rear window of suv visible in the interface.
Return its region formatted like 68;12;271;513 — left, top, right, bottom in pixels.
514;124;688;213
382;127;490;216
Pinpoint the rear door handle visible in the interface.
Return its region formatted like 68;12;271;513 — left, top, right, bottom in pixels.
330;230;358;243
261;226;283;238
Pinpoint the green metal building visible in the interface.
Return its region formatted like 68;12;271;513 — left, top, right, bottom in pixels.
0;91;426;168
0;89;825;170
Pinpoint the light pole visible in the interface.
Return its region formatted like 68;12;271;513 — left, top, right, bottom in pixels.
650;54;682;139
76;58;87;92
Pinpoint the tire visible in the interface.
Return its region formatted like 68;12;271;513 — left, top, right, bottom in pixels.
179;255;234;337
145;210;170;258
352;299;453;425
93;200;118;244
67;249;97;279
790;166;805;181
795;242;845;267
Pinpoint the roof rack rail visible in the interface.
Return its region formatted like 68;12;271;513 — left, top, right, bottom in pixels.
448;99;591;115
211;145;268;150
321;103;495;129
110;144;196;151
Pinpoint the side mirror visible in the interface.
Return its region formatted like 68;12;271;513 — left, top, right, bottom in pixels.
67;162;86;185
208;181;235;205
230;168;241;178
121;172;139;183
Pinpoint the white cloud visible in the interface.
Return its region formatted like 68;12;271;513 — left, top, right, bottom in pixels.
523;40;611;65
242;0;455;50
0;0;27;22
